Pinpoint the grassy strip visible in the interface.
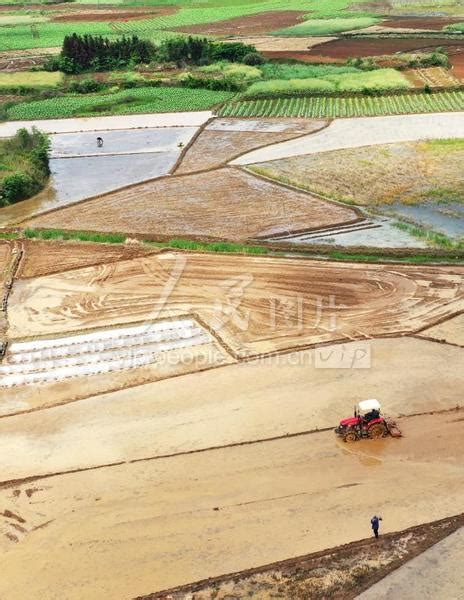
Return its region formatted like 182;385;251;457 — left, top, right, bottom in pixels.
14;229;464;263
23;228;126;244
0;72;63;90
393;221;464;250
220;90;464;118
327;250;464;264
146;238;269;254
0;231;19;240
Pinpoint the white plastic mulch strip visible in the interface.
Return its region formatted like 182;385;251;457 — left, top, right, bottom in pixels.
1;319;212;387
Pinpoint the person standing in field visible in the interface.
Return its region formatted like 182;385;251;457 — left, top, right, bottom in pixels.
371;515;382;539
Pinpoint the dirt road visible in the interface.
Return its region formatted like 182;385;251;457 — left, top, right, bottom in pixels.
0;111;212;137
0;411;463;600
231;112;464;164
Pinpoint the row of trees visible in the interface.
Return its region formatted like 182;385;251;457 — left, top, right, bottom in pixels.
60;33;155;72
46;34;262;73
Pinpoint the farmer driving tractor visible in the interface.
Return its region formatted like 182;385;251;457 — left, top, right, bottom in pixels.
334;399;402;442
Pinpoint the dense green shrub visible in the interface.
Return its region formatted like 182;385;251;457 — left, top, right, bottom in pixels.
179;74;242;92
1;172;37;203
158;36;260;66
242;52;265;66
211;42;257;62
0;128;50;206
68;78;103;94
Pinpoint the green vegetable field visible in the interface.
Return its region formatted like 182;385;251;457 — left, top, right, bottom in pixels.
6;87;235;120
273;16;379;36
219;90;464;118
0;0;373;51
242;69;410;98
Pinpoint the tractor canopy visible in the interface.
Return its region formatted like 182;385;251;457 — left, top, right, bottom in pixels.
357;399;381;415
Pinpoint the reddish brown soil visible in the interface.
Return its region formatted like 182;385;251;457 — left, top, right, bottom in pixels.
52;6;176;22
263;51;344;63
176;11;306;36
450;51;464;80
382;16;464;30
17;239;156;279
308;37;464;59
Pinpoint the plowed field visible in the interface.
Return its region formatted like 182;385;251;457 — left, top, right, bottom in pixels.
176;118;326;174
17;239;156;279
308;37;464;59
26;167;357;241
9;253;464;357
176;11;306;36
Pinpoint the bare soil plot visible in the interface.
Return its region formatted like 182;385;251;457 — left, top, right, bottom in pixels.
0;48;59;71
18;239;155;279
307;37;464;59
26;167;357;241
0;410;463;600
405;66;462;88
176;117;327;174
450;51;464;80
227;36;336;52
150;516;464;600
382;16;464;30
0;241;10;284
250;139;464;207
8;253;464;357
418;312;464;346
176;11;306;36
51;8;174;23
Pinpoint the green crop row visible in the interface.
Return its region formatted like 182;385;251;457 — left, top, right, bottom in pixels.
241;69;410;99
7;87;235;120
220;90;464;118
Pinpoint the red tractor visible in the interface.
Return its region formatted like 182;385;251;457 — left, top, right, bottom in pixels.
334;399;401;442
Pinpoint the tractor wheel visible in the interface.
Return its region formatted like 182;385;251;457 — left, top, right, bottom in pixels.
344;429;358;443
368;423;386;439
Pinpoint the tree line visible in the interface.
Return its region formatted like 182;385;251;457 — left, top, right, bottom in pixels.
46;34;261;73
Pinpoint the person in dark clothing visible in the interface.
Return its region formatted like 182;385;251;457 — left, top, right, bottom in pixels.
371;515;382;538
364;409;380;422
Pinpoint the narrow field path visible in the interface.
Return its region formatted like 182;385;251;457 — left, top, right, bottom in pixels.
0;111;213;137
231;112;464;164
